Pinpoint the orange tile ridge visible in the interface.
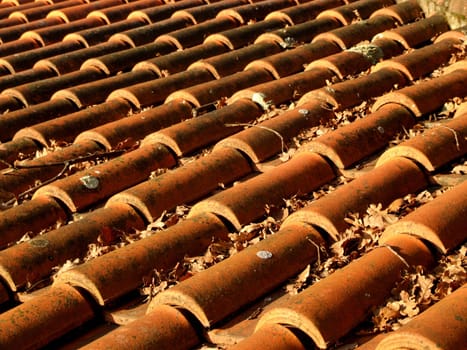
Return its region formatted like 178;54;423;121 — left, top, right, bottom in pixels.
142;98;263;156
0;139;103;201
245;39;341;78
305;44;385;80
127;0;204;24
81;41;177;75
224;1;297;23
75;98;193;150
373;37;463;82
108;67;214;108
63;17;148;47
299;68;408;110
0;17;64;45
32;143;176;212
374;13;449;49
265;0;347;25
107;147;253;222
0;98;78;143
34;40;130;74
133;40;230;76
52;69;158;107
317;0;396;26
369;0;424;25
21;16;106;46
165;68;274;108
0;37;41;57
3;67;105;106
229;68;337;108
155;16;239;50
54;212;229;305
9;0;84;23
46;0;125;23
0;202;145;292
206;18;285;49
0;195;68;249
373;66;467;116
80;305;200;350
108;16;195;47
149;222;325;331
282;157;429;240
0;137;41;170
13;98;131;146
256;17;342;47
253;234;434;349
190;40;283;78
375;284;467;350
376;112;467;172
0;39;84;74
188;152;335;230
0;66;56;93
214;101;335;163
86;0;163;24
312;14;399;50
302;104;416;169
173;0;249;24
231;323;307;350
380;179;467;253
0;284;95;349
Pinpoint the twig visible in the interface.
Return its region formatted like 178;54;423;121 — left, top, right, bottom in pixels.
12;149;125;170
380;244;410;268
3;162;69;207
307;237;322;266
438;125;460;151
224;123;287;155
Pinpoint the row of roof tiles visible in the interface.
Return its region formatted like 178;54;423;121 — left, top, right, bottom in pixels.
0;0;465;348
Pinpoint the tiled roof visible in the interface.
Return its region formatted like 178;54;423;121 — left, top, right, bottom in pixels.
0;0;465;348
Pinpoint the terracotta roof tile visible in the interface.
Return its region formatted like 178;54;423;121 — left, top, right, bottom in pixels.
55;212;230;305
0;139;103;199
127;0;204;24
3;67;104;105
8;0;84;23
0;0;465;348
283;157;429;239
143;98;263;156
46;0;125;22
155;16;239;49
207;17;286;49
33;142;175;212
215;102;335;163
375;284;467;349
87;0;163;24
14;98;131;146
134;40;230;75
81;40;176;74
253;234;434;348
0;17;64;44
54;69;158;107
0;98;78;142
0;39;84;73
75;98;193;149
0;202;145;291
108;68;215;107
0;284;95;349
108;147;253;222
22;16;106;46
35;40;130;74
64;17;148;46
265;0;347;25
